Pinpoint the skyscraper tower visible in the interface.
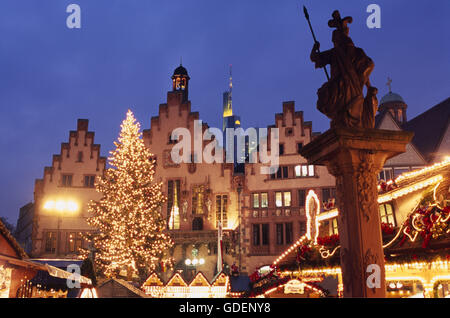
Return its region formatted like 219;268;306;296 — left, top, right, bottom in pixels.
222;65;237;132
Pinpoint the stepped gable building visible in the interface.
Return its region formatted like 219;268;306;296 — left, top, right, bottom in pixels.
143;64;241;282
29;119;106;258
241;101;336;274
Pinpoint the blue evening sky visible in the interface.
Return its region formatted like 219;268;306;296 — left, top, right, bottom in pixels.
0;0;449;223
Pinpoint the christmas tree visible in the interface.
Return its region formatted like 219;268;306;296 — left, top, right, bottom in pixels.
80;110;173;280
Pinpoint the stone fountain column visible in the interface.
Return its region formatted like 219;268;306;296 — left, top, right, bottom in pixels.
301;127;413;297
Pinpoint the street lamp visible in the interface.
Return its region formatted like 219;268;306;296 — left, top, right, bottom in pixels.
43;198;80;255
236;184;243;273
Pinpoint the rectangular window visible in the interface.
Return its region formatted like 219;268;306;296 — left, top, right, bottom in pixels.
261;193;268;208
275;192;283;207
252;224;260;246
394;167;409;178
192;186;204;215
61;175;72;187
253;193;259;208
297;143;303;154
331;218;339;235
216;195;228;228
379;203;396;226
295;165;314;177
322;188;331;203
284;191;291;207
276;167;282;179
276;223;284;245
285;223;293;244
282;166;289;179
302;165;308;177
279;144;284;155
67;232;83;253
167;180;181;229
84;175;96;188
295;165;301;177
299;221;306;235
298;189;306;207
45;231;56;253
262;224;269;245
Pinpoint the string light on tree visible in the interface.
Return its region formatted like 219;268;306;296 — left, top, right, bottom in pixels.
79;110;174;279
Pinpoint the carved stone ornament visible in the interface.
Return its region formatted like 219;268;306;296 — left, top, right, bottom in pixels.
355;151;377;222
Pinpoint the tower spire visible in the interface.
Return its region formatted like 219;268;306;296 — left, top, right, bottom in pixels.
228;64;233;111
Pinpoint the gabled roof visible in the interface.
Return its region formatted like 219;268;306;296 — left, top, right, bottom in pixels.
141;272;164;287
189;272;210;287
402;97;450;162
97;278;150;298
166;272;188;287
0;218;28;259
211;271;228;286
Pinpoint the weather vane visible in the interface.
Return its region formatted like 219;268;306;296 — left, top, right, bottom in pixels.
387;77;392;93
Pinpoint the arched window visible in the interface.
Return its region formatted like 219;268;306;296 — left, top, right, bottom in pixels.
192;217;203;231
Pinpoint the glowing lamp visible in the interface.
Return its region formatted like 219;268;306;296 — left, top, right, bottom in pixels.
43;200;55;210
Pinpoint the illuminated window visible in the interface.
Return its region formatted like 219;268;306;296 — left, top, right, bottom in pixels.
379;203;396;226
67;232;82;253
253;194;259;208
45;232;56;253
192;186;204;214
261;193;268;208
275;192;283;207
216;195;228;228
331;218;339;235
295;165;315;177
167;180;180;230
284;192;291;207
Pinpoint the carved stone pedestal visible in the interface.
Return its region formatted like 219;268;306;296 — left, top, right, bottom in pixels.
301;127;413;297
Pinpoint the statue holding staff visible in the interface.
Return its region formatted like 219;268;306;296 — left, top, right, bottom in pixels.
307;10;378;128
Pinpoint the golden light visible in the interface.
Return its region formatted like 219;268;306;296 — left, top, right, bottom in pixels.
43;200;55;210
43;199;80;213
55;200;66;212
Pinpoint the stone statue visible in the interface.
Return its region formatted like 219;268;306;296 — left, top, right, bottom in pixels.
310;10;378;129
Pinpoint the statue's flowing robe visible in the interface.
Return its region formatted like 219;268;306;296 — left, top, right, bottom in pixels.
313;44;374;127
